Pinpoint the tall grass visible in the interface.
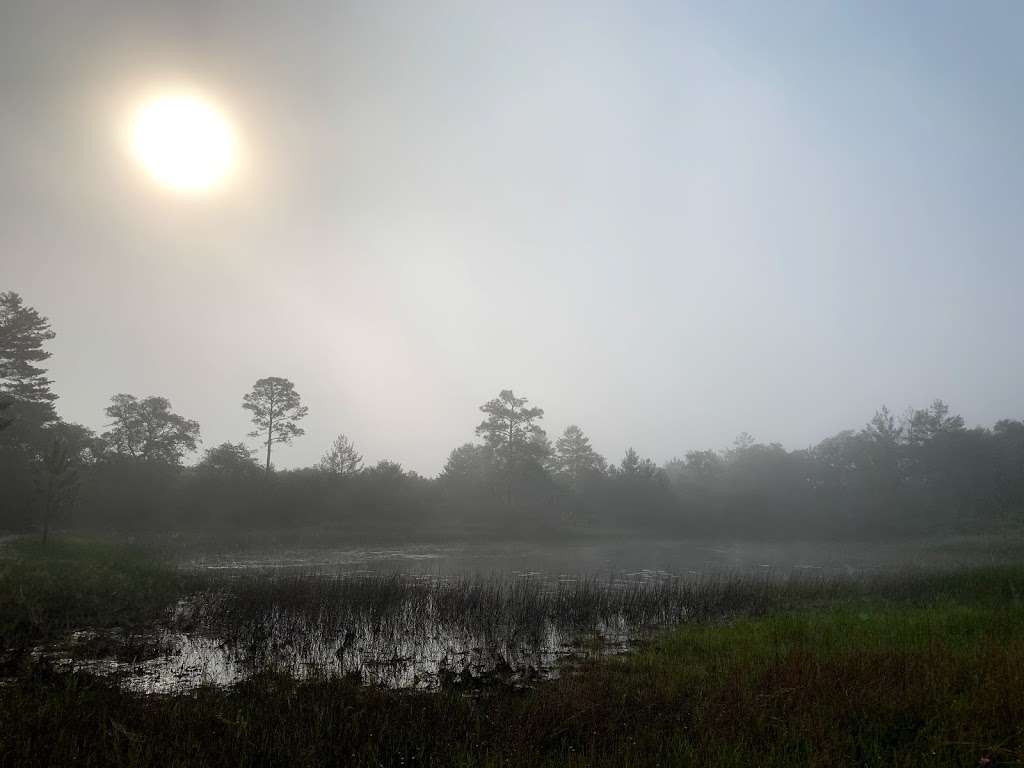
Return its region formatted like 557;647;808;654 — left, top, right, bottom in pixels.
154;570;856;689
3;539;1024;765
0;538;188;650
7;538;1024;694
3;588;1022;766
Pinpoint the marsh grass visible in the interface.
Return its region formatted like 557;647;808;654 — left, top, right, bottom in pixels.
0;538;190;651
5;539;846;691
3;582;1023;766
149;569;861;690
3;538;1024;765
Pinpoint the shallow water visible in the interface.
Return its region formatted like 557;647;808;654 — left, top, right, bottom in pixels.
55;619;630;694
39;534;1015;694
43;582;647;694
181;535;1007;577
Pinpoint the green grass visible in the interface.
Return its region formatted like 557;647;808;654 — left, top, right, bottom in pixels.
3;596;1021;766
617;602;1024;757
0;537;188;650
1;539;1022;766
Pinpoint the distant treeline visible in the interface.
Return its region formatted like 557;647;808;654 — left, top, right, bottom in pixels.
2;290;1023;540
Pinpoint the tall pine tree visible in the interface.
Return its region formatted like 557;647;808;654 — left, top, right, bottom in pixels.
0;292;58;435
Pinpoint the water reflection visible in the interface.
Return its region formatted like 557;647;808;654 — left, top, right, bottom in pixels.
40;534;1008;694
181;536;998;577
45;572;703;694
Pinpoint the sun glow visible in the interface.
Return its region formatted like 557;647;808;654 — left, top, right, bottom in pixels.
129;92;237;192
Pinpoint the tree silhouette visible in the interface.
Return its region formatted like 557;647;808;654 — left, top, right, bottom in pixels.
553;425;605;489
101;394;200;464
0;292;57;411
198;442;261;477
617;447;659;479
476;389;546;502
243;377;308;473
319;433;363;476
0;292;58;443
476;390;545;455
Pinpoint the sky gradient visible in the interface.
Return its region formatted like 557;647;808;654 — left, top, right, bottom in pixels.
2;1;1022;474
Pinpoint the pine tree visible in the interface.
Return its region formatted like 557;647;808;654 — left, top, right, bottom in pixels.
553;425;605;488
0;291;58;420
475;389;546;502
319;433;363;476
242;377;309;473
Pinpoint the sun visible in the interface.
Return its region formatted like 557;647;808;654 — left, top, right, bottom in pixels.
129;92;237;193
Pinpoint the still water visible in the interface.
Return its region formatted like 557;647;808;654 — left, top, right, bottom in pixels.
181;535;1004;577
40;535;1010;694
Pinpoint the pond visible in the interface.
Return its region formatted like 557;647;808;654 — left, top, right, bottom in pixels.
180;534;1008;577
36;534;1013;694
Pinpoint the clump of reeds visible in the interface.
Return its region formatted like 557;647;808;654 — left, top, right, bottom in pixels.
150;569;858;690
6;570;1024;768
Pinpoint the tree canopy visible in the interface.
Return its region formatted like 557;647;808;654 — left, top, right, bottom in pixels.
101;394;200;465
552;425;605;488
0;292;59;445
319;433;363;476
243;377;308;473
198;442;260;477
5;287;1024;542
475;389;549;501
0;291;57;410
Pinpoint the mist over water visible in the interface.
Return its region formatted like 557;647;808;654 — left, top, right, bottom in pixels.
2;3;1024;764
23;532;1012;695
3;3;1023;476
182;536;1007;578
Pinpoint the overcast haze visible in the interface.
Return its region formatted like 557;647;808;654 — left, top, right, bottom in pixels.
2;1;1022;474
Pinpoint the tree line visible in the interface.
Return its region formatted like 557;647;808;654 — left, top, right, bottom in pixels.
2;290;1024;540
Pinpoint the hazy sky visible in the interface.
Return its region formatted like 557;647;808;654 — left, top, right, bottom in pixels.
2;1;1022;474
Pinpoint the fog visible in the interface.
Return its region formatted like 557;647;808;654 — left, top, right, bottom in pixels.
6;8;1024;764
3;1;1023;475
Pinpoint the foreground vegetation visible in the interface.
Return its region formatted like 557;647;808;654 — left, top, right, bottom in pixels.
0;539;190;654
1;539;1022;766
